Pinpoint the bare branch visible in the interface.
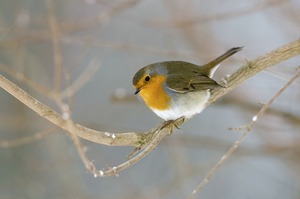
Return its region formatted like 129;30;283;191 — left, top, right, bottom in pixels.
188;70;300;199
208;39;300;105
96;124;172;177
0;74;146;148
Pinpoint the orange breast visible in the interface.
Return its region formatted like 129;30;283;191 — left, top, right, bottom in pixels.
139;75;171;110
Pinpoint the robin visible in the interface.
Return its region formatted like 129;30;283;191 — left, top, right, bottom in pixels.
133;47;242;122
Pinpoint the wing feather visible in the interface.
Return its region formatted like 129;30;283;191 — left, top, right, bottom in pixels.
166;73;222;93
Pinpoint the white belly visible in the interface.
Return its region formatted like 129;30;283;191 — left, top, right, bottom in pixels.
152;90;210;121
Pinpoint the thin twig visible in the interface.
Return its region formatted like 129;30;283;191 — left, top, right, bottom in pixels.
0;63;51;95
70;133;98;175
60;0;140;33
0;28;205;59
150;0;285;27
64;68;99;176
188;70;300;199
60;61;101;99
0;127;56;148
0;61;101;102
46;0;63;93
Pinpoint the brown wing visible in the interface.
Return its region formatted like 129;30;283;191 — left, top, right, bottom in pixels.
166;73;222;93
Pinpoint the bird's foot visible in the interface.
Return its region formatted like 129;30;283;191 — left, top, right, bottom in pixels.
160;117;185;134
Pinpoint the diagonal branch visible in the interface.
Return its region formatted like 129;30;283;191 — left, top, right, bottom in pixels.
0;74;146;148
209;38;300;105
188;70;300;199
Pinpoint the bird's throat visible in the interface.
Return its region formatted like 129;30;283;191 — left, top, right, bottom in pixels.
139;75;170;111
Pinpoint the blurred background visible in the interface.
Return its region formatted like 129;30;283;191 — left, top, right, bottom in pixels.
0;0;300;198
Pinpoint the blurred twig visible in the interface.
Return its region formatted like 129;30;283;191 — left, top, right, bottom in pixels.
46;0;63;93
60;61;101;99
0;61;100;102
152;0;286;27
60;0;140;33
221;96;300;126
0;63;51;95
164;0;218;56
0;31;200;58
0;127;56;148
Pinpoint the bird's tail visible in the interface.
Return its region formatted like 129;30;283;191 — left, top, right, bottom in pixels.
203;47;243;77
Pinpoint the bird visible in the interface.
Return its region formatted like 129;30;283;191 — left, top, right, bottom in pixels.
133;47;242;122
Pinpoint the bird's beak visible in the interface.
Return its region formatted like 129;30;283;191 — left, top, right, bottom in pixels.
134;87;141;95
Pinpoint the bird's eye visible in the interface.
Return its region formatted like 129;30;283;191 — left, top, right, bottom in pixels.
145;76;150;82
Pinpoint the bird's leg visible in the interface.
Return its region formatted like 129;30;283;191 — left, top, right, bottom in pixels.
160;117;185;132
174;117;185;128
